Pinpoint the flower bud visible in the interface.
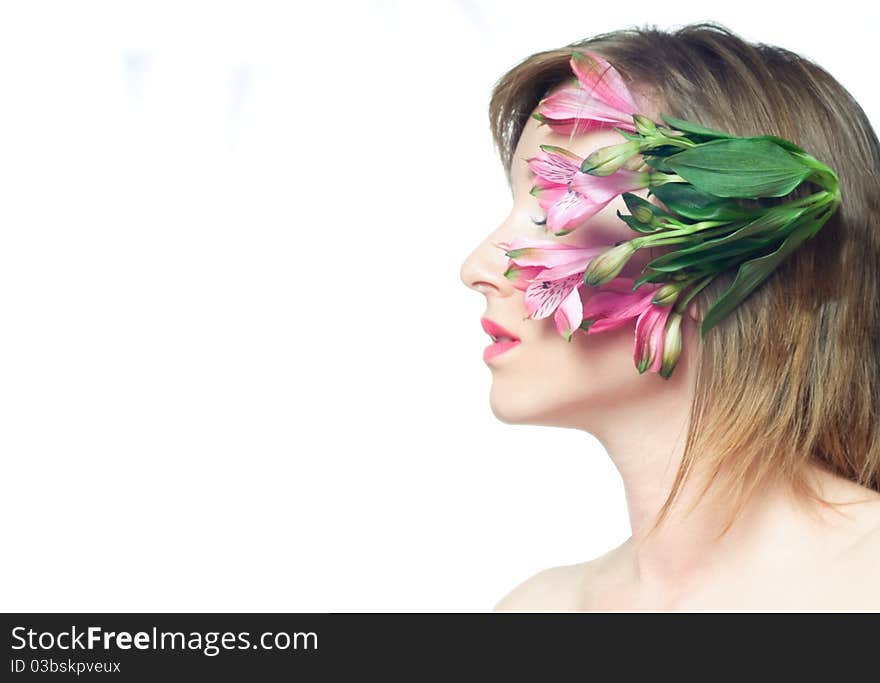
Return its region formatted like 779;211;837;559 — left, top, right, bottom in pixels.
633;114;658;136
583;241;637;286
659;312;683;379
657;126;686;138
580;140;642;176
652;282;681;307
623;155;649;172
623;196;654;225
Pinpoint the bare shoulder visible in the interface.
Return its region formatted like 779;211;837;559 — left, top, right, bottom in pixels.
840;513;880;569
828;499;880;609
492;542;628;611
492;562;591;612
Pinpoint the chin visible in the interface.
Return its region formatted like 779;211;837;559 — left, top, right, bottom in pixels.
488;382;572;428
488;381;531;424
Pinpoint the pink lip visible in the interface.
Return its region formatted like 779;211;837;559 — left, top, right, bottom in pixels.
483;339;520;362
480;318;521;363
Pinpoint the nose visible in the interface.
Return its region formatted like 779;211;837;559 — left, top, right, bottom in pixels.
459;233;514;297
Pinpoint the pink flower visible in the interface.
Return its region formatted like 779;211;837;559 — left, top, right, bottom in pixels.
500;237;607;341
533;49;639;136
499;244;685;376
526;146;651;235
581;277;675;374
526;144;581;185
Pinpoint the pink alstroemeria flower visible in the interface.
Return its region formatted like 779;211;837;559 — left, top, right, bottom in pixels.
526;145;652;235
580;276;675;374
499;237;608;341
533;49;640;136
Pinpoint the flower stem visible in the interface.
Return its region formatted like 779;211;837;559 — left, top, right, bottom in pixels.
632;220;732;248
673;273;717;314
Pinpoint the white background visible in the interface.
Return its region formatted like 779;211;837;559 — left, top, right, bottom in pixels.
0;0;875;611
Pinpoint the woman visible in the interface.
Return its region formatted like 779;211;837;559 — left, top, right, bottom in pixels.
459;21;880;611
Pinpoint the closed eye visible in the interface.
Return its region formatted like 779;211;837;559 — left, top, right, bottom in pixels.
530;215;547;226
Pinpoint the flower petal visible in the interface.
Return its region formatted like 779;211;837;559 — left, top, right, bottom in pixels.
569;168;651;205
524;273;582;320
535;247;605;279
570;49;638;114
526;147;582;185
530;184;569;213
633;303;673;373
544;189;604;235
554;286;584;340
503;238;604;269
537;86;637;132
503;264;544;291
581;286;656;333
533;112;625;137
599;276;639;293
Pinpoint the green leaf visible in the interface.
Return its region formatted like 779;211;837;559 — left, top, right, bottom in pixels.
649;182;761;221
646;237;771;272
664;138;812;199
640;145;684;173
632;269;673;289
699;205;829;337
659;113;736;140
688;254;743;278
616;210;663;234
622;192;671;219
641;155;672;172
641;145;683;158
646;203;812;270
749;135;806;155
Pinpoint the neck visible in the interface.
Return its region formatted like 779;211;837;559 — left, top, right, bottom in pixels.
575;334;820;593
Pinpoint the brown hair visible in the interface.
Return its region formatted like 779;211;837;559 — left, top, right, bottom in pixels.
488;21;880;537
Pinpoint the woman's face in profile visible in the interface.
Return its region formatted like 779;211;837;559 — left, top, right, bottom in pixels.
459;92;689;430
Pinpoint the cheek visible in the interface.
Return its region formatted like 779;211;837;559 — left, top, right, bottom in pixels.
487;314;651;426
514;283;637;376
525;313;637;384
559;324;632;373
